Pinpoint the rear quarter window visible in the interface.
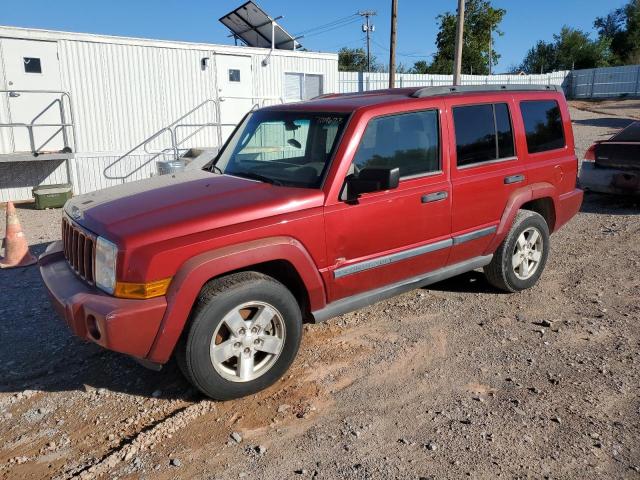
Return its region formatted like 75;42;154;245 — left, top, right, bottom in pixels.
520;100;565;153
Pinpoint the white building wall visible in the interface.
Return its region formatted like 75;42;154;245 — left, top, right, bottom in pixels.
0;26;338;201
58;39;219;153
252;54;338;101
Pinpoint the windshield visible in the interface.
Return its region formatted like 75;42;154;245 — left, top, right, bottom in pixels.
214;110;349;188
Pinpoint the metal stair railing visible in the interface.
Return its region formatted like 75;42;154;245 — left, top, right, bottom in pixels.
103;96;283;182
103;99;220;181
0;90;77;156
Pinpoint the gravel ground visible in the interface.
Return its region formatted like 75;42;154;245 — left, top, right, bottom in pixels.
1;101;639;480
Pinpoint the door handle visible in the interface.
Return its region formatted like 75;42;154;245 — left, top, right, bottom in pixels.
8;91;20;98
421;191;448;203
504;174;525;184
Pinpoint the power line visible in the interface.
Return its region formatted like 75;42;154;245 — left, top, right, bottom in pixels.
299;17;361;39
293;14;359;37
372;38;433;60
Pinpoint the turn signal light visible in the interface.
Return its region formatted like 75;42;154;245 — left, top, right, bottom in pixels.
114;277;172;299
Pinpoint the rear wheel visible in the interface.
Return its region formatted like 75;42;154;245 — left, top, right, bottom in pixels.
176;272;302;400
484;210;550;292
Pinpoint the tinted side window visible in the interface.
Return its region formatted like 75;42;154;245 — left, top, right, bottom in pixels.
453;105;495;165
352;110;440;177
495;103;515;158
453;103;515;167
520;100;565;153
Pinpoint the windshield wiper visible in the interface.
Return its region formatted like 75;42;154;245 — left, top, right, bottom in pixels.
229;171;283;186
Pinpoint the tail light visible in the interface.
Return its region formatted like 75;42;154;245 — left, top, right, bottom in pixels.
583;144;597;162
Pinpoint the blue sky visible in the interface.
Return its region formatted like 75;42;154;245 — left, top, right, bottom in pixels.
1;0;629;72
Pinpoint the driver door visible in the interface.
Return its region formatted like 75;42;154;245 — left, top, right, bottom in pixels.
323;106;452;302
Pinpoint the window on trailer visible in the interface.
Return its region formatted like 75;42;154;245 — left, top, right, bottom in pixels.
23;57;42;74
284;73;324;101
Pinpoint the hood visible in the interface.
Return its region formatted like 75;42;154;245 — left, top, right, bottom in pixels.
65;170;324;246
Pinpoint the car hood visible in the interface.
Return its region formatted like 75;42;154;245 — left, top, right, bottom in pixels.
65;170;324;246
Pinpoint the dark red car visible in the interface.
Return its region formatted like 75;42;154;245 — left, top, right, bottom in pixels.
40;85;583;399
580;120;640;195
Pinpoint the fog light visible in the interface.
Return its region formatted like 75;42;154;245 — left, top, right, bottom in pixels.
86;315;101;340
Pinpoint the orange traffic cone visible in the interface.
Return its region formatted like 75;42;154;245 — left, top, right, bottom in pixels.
0;202;37;269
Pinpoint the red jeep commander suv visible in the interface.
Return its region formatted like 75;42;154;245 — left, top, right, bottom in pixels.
40;85;583;399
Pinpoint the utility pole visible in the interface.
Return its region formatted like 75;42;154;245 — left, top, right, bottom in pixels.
359;10;377;72
389;0;398;88
453;0;465;85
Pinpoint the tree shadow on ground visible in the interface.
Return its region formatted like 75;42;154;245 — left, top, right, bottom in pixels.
572;117;635;129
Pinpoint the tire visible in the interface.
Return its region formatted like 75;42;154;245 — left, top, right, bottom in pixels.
484;210;550;293
176;272;302;400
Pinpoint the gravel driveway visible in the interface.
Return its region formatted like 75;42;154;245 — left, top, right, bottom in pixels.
0;101;639;479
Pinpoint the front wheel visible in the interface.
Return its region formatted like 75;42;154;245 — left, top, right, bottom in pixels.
176;272;302;400
484;210;550;292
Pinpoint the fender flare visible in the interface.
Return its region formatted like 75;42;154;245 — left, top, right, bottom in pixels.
483;182;558;255
146;236;326;363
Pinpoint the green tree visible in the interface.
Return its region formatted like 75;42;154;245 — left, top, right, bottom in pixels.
411;60;430;74
428;0;506;75
519;40;558;74
338;47;379;72
519;27;611;73
553;27;610;70
595;0;640;64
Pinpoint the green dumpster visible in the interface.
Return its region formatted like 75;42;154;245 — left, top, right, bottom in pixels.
32;184;73;210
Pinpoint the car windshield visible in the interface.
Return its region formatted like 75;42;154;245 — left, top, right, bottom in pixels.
213;110;349;188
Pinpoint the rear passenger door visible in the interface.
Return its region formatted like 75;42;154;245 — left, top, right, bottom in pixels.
323;107;451;301
446;98;527;265
518;97;576;196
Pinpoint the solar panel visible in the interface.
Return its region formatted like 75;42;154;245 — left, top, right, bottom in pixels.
219;1;302;50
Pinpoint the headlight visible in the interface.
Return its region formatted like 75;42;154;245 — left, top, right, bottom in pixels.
95;236;117;294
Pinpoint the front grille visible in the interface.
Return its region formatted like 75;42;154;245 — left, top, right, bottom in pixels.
62;216;96;284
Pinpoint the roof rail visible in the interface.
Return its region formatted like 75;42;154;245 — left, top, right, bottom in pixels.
410;84;560;98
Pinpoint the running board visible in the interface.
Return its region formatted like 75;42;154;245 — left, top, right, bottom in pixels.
311;255;493;323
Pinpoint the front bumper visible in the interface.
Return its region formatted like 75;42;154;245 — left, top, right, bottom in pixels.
39;241;167;359
579;162;640;196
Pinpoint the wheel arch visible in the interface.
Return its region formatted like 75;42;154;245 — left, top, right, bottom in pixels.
483;182;558;256
146;236;326;364
520;197;556;232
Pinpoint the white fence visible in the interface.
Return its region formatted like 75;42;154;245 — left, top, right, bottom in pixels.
338;71;571;94
339;66;640;99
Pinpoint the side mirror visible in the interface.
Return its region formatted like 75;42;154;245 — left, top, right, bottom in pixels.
346;167;400;197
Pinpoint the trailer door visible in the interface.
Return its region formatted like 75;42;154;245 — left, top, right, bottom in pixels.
2;39;64;153
215;54;254;142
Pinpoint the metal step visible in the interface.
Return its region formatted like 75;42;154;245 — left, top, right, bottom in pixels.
182;148;220;170
0;152;74;163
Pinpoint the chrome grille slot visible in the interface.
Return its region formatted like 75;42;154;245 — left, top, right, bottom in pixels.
61;217;96;285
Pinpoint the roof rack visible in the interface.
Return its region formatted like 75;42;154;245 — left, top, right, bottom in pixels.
410;84;560;98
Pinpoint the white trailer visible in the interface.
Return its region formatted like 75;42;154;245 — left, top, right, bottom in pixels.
0;26;338;201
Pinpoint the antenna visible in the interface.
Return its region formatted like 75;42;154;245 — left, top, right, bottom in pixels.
358;10;377;72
